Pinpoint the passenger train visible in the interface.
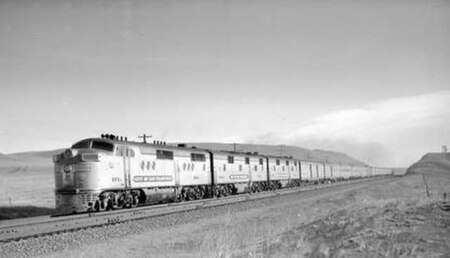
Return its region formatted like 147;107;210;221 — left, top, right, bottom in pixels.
53;135;392;214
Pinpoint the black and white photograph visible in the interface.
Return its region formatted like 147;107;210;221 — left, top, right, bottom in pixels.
1;0;449;257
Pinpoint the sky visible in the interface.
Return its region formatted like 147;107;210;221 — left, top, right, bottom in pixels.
0;0;449;167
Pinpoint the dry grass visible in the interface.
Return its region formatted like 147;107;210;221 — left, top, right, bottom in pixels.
0;166;54;208
184;173;450;257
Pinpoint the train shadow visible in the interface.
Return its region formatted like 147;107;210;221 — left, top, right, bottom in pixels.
0;206;56;220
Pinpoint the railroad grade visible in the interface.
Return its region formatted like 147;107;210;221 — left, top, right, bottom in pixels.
0;177;384;244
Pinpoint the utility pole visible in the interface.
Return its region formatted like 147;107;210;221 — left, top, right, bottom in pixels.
138;134;152;143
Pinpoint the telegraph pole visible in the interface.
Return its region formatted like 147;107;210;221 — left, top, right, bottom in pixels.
138;134;152;143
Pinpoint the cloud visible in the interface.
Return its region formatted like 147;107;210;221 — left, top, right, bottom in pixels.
250;91;450;167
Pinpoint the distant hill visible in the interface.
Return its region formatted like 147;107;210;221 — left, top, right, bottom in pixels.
0;149;64;172
406;153;450;177
7;149;64;160
186;142;366;166
0;143;367;173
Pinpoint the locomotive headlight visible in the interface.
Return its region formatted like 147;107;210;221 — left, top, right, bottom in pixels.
63;164;73;173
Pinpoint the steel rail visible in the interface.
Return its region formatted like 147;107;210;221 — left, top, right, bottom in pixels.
0;177;387;243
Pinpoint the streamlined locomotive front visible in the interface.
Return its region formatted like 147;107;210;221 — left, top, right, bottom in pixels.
53;139;116;214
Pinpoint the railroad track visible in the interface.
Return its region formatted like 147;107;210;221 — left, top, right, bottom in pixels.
0;177;388;243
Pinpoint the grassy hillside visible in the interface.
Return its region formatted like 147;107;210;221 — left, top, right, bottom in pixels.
407;153;450;177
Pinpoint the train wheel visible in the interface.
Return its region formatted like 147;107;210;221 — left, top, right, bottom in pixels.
131;196;139;208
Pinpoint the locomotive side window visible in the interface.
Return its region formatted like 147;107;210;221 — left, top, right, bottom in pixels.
259;158;263;165
276;160;280;166
227;156;234;164
92;141;114;152
286;161;289;166
245;157;250;164
156;150;173;160
72;140;91;149
191;153;206;162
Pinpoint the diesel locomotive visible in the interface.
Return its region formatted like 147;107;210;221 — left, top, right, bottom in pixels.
53;134;392;214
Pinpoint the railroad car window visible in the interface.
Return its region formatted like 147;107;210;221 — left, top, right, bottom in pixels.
286;161;289;166
294;161;297;166
192;163;195;170
239;164;242;171
92;141;114;152
227;156;234;164
282;166;285;171
156;150;173;160
152;161;156;170
223;164;226;171
203;164;206;171
191;153;206;162
259;158;263;165
141;161;145;170
71;140;90;149
276;160;280;166
254;165;258;171
146;161;150;170
245;157;250;164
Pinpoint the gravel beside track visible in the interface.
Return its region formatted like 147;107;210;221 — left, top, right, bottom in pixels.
0;177;390;257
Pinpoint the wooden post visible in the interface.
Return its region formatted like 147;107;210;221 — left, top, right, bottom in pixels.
422;175;430;198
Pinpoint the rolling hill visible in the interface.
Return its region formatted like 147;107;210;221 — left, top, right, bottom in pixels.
406;153;450;177
186;142;366;166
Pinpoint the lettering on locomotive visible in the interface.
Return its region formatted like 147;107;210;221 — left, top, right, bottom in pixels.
229;174;249;180
133;175;174;182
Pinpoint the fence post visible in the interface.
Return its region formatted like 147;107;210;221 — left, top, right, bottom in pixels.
422;175;430;198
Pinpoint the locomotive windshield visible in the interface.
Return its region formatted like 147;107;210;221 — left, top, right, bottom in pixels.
71;140;91;149
91;141;114;152
71;140;114;152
